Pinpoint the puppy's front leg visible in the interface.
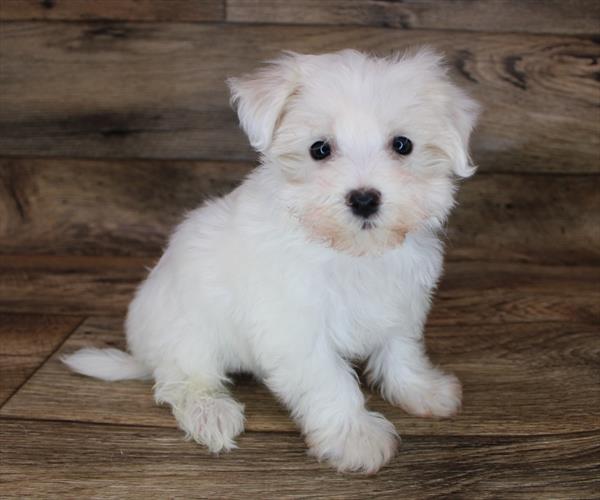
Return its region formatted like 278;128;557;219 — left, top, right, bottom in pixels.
262;336;398;473
367;334;462;418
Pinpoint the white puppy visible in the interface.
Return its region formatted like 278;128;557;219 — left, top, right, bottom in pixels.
64;49;479;473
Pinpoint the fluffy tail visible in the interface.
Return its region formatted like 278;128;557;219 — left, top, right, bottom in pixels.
61;348;152;382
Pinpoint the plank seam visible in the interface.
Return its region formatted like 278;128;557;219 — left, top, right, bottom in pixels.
1;305;598;327
3;253;600;268
1;18;597;38
0;316;87;411
1;154;599;176
1;414;599;439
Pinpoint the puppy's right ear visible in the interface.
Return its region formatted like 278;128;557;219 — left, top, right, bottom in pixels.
228;53;301;153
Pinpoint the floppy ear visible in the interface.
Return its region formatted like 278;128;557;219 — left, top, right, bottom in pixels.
444;84;480;178
405;47;480;178
227;53;301;153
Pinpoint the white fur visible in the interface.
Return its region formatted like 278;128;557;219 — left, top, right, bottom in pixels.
62;348;151;381
63;49;478;473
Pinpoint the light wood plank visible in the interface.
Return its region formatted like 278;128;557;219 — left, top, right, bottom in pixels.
228;0;600;35
0;314;82;405
0;0;224;22
1;256;598;325
2;316;599;437
1;419;598;498
2;158;598;264
0;23;598;173
433;261;600;327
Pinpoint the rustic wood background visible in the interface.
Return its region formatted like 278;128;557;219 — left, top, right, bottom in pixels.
1;0;599;267
1;1;599;498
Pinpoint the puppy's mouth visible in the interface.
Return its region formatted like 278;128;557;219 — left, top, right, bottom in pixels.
361;220;376;230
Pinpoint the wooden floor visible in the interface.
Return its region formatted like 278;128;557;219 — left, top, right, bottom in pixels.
1;258;599;499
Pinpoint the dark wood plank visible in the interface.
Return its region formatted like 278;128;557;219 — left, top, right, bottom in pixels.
2;316;599;437
0;23;598;173
1;419;598;499
0;157;249;257
227;0;600;35
0;314;82;405
2;158;599;264
1;256;598;325
447;173;600;265
0;0;224;22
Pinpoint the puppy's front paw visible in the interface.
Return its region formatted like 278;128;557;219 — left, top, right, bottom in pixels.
308;411;399;474
389;370;462;418
171;392;245;453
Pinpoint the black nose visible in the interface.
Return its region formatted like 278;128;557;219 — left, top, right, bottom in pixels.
346;188;381;219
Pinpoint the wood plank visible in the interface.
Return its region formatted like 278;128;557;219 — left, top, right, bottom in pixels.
447;172;600;265
0;255;151;316
0;0;224;22
433;261;600;327
0;23;598;173
2;158;599;264
2;316;599;437
0;314;82;405
1;0;597;36
0;157;250;257
227;0;600;36
1;256;598;325
1;419;598;499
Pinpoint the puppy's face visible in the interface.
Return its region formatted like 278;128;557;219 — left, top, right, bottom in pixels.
229;50;479;256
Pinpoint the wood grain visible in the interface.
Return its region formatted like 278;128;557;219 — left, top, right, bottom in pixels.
0;157;250;257
2;158;599;264
0;3;597;495
0;314;82;405
2;0;597;36
1;418;598;499
433;261;600;327
2;255;598;325
447;172;600;264
227;0;600;35
0;255;151;316
0;23;598;173
0;0;224;22
2;316;599;437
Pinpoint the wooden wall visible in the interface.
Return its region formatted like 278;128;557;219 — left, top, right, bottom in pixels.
0;0;599;267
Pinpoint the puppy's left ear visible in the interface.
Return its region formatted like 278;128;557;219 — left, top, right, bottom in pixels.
404;48;480;177
443;83;480;178
228;53;301;153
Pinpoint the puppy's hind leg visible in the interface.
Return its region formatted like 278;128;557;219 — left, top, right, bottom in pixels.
153;365;245;452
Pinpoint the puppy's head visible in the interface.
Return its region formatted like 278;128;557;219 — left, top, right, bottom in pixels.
229;49;479;256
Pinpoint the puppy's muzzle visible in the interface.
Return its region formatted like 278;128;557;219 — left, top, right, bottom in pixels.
346;188;381;219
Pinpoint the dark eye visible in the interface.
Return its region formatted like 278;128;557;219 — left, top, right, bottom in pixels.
392;136;413;156
310;140;331;160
